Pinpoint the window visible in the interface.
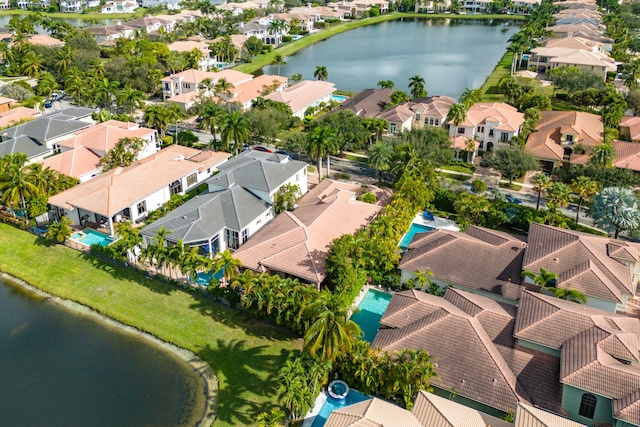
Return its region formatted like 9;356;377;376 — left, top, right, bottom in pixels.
415;113;420;121
579;393;597;419
137;201;146;215
424;118;429;124
186;173;197;187
184;83;191;89
500;133;509;143
566;134;573;142
164;83;170;90
242;229;248;244
430;118;435;126
457;127;464;134
226;229;239;250
435;119;439;126
390;123;396;133
488;129;494;137
169;179;182;195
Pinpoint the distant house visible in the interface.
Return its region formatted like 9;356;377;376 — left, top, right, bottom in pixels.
338;88;393;118
48;146;231;235
42;120;158;183
27;34;65;47
161;69;253;101
264;80;336;119
448;102;524;152
0;106;41;128
101;0;137;13
223;74;288;111
376;103;413;134
141;0;181;10
167;40;216;71
409;95;455;129
525;110;603;171
59;0;83;12
233;179;381;288
414;0;450;13
86;24;135;43
140;151;307;256
0;108;94;163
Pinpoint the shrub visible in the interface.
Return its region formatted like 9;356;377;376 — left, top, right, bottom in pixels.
471;179;487;194
360;192;377;204
281;35;293;42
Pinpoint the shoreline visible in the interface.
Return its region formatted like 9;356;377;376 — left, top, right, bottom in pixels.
234;12;524;74
0;271;218;427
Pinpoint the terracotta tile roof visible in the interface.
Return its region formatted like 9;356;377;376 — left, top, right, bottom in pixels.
525;111;602;163
27;34;65;46
515;403;587;427
211;34;248;50
57;120;155;157
450;136;480;151
551;50;616;71
233;180;381;285
325;397;423;427
265;80;335;114
167;40;211;54
376;104;413;124
408;96;455;120
613;140;640;172
160;69;253;87
523;223;636;302
412;391;512;427
374;289;530;413
228;74;287;105
40;146;101;179
339;89;392;118
620;117;640;141
48;146;230;217
460;103;524;133
398;226;530;301
0;106;40;128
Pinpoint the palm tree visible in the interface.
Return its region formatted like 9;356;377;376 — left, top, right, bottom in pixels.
408;75;427;99
0;155;40;220
377;80;394;89
215;77;235;99
255;408;286;427
446;103;467;131
45;216;72;243
314;65;328;81
367;140;393;184
571;176;599;224
219;111;251;155
214;249;242;286
116;86;146;115
198;102;225;146
303;293;361;362
530;172;551;210
306;125;338;181
92;77;121;110
56;45;74;73
21;51;44;79
459;88;482;108
272;54;286;76
521;267;557;290
143;105;171;138
410;269;432;290
589;142;615;169
547;182;571;209
552;288;588;304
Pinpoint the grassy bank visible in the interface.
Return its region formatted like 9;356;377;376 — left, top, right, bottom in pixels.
0;223;301;427
0;9;142;19
234;13;524;74
480;51;512;102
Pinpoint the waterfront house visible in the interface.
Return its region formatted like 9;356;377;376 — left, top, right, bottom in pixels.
414;0;451;13
161;68;253;101
338;89;393;118
142;0;181;10
167;40;216;71
41;120;159;183
222;74;288;111
448;102;524;152
409;95;455;129
27;34;65;47
524;110;603;171
101;0;137;13
0;107;94;163
376;104;414;134
264;80;336;119
48;145;231;235
233;180;381;288
86;24;135;43
140;151;307;256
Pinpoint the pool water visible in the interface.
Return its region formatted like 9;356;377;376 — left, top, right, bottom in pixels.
351;289;392;343
399;223;435;250
70;229;116;247
195;269;224;286
311;390;370;427
331;95;347;102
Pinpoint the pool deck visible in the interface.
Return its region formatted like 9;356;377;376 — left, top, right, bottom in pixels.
414;212;460;232
301;391;328;427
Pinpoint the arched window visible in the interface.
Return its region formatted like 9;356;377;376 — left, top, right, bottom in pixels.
579;393;597;419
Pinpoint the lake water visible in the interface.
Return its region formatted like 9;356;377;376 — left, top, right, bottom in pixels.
0;277;205;426
260;18;520;99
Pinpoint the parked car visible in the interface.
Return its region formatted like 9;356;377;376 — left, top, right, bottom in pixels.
44;100;53;108
253;146;272;153
505;193;523;205
275;149;290;157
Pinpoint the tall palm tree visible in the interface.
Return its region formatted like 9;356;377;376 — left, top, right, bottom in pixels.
215;77;235;99
21;51;44;79
571;176;599;224
56;45;74;73
459;88;482;108
367;140;393;184
589;142;615;169
303;293;361;362
530;172;551;210
219;111;251;155
116;86;146;115
198;102;225;146
214;249;242;286
552;288;588;304
143;104;170;138
547;182;571;209
408;75;427;99
92;77;121;110
272;54;286;76
314;65;328;81
255;408;286;427
377;80;394;89
306;125;338;181
446;103;467;131
0;154;40;220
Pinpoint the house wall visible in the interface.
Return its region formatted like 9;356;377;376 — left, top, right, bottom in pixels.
586;294;618;312
78;168;101;183
620;126;632;141
516;338;561;357
549;62;608;79
562;385;613;427
431;386;508;419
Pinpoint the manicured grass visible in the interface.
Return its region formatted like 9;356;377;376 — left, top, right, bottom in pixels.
441;163;476;174
438;171;469;181
499;181;522;190
234;13;523;74
0;223;301;427
0;8;144;19
480;51;513;103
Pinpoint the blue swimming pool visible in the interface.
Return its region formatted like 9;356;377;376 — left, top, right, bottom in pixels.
331;94;347;102
70;229;116;247
399;223;435;250
195;269;224;286
351;289;392;343
311;390;370;427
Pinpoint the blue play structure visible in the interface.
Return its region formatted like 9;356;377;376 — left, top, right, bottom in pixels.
423;211;435;221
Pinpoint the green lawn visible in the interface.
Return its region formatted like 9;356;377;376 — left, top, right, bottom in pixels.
234;13;523;74
480;51;513;103
0;223;301;427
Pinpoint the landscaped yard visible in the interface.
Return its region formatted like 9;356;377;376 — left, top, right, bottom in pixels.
480;51;513;103
0;223;301;427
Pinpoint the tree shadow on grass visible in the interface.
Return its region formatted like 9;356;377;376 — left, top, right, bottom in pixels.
188;297;300;342
197;339;292;426
78;253;173;295
32;236;56;247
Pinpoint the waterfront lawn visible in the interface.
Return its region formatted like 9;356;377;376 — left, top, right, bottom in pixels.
480;51;513;103
0;223;301;427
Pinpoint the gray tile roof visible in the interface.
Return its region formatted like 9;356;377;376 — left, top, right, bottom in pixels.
140;186;270;244
339;89;393;118
0;135;51;159
207;151;307;195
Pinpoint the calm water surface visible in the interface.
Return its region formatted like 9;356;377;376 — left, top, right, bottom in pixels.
0;277;204;426
261;19;519;99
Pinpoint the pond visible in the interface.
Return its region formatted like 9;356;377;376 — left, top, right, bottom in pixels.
260;18;520;99
0;277;205;426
